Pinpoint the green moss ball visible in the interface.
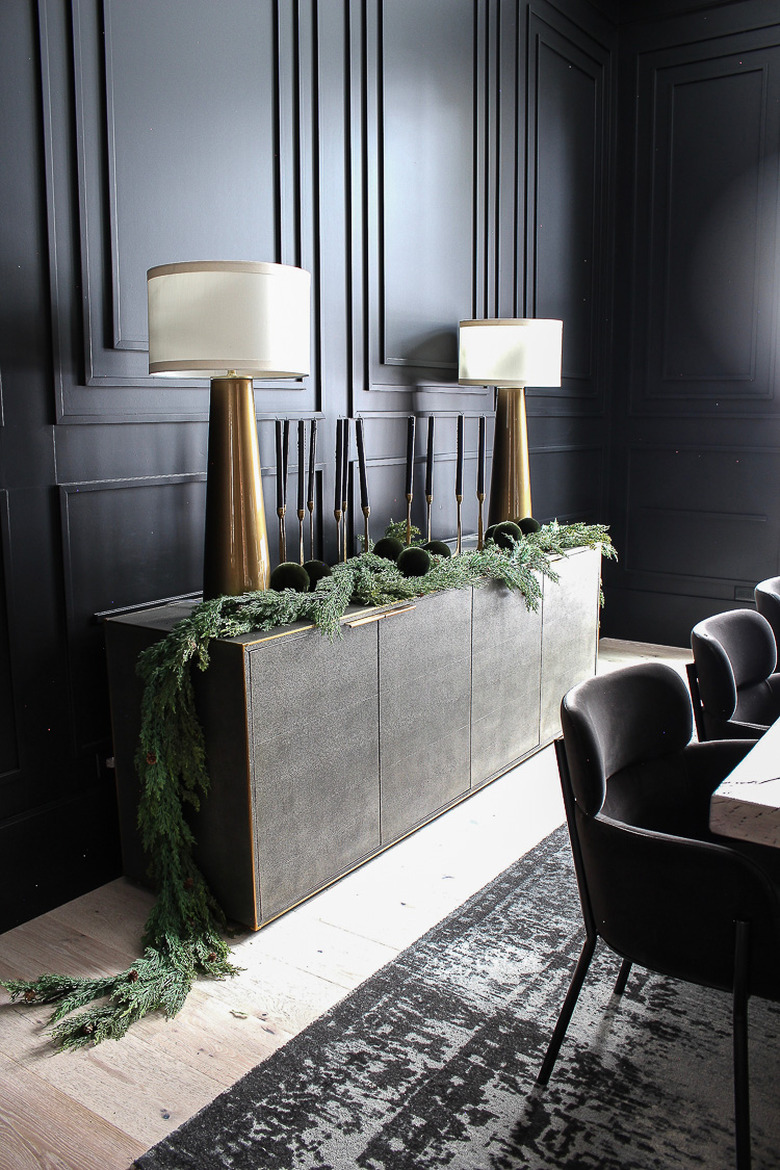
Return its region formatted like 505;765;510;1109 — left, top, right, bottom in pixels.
423;540;451;558
484;524;499;544
373;536;405;562
303;560;333;590
270;562;310;592
492;520;523;549
517;516;541;534
397;546;432;577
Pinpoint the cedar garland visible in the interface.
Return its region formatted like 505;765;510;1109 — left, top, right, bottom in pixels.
1;523;614;1050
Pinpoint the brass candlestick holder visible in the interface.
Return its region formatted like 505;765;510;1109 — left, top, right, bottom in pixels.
362;504;370;551
334;507;342;560
297;509;305;564
406;493;413;544
456;494;463;554
277;507;287;563
477;492;485;550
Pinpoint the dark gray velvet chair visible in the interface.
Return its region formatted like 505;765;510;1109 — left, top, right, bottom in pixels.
538;662;780;1170
688;609;780;741
754;577;780;658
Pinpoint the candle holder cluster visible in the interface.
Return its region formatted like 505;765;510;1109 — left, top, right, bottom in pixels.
275;413;489;569
413;413;488;553
275;417;317;565
345;413;489;557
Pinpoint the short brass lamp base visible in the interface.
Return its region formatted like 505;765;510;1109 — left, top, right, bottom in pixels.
203;376;270;599
487;385;532;526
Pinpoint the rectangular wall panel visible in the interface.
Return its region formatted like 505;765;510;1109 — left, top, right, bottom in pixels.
365;0;486;390
624;446;779;583
60;476;206;750
630;41;780;411
526;7;611;407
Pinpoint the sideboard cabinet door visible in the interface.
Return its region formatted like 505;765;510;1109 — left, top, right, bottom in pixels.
539;547;601;744
378;589;472;843
470;580;543;786
244;622;381;923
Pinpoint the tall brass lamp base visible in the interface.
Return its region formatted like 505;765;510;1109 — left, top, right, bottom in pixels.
203;377;271;599
487;385;532;526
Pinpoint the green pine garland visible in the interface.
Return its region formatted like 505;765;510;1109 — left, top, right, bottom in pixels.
2;522;614;1050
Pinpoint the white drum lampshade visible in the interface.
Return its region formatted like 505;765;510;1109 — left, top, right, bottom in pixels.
147;260;311;379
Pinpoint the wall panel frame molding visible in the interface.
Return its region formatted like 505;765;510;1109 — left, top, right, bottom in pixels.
0;489;20;779
622;442;780;592
628;33;780;417
38;0;318;423
59;474;206;751
360;0;492;395
525;1;613;414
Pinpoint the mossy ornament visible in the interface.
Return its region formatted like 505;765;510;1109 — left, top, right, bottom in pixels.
492;521;523;549
270;562;310;592
516;516;541;534
423;540;451;557
373;536;405;561
303;560;333;590
397;546;432;577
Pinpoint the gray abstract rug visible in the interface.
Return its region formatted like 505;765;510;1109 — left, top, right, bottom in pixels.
135;827;780;1169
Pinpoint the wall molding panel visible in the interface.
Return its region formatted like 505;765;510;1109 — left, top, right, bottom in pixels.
38;0;318;421
628;34;780;416
525;3;613;412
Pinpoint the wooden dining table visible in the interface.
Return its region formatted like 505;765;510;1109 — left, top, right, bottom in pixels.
710;719;780;847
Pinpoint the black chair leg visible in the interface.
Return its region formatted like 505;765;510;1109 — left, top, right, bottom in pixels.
733;920;751;1170
614;958;631;996
537;933;596;1085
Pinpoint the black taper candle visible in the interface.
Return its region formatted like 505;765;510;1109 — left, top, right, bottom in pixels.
456;414;464;498
477;415;486;496
342;417;350;508
356;418;369;510
425;415;435;498
275;419;284;510
282;419;290;498
405;416;415;496
297;419;305;513
307;418;317;506
334;419;343;512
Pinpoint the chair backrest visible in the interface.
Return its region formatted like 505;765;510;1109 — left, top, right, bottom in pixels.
690;609;778;737
558;662;780;998
560;662;692;817
755;576;780;654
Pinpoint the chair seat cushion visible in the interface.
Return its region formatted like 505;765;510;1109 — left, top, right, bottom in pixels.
603;739;755;840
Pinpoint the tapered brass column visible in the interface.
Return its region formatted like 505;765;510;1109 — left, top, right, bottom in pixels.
203;377;270;599
487;385;532;526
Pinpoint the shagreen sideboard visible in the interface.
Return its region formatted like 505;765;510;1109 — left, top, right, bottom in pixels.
105;546;601;930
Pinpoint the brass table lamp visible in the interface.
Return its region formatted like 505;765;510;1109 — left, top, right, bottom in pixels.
458;318;562;525
147;260;311;598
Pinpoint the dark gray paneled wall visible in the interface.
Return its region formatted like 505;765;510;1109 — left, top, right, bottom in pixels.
0;0;614;930
602;0;780;645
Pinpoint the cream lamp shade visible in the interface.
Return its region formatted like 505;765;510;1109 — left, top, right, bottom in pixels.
147;260;311;378
458;318;562;387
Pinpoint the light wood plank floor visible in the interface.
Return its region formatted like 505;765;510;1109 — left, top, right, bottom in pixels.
0;638;690;1170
